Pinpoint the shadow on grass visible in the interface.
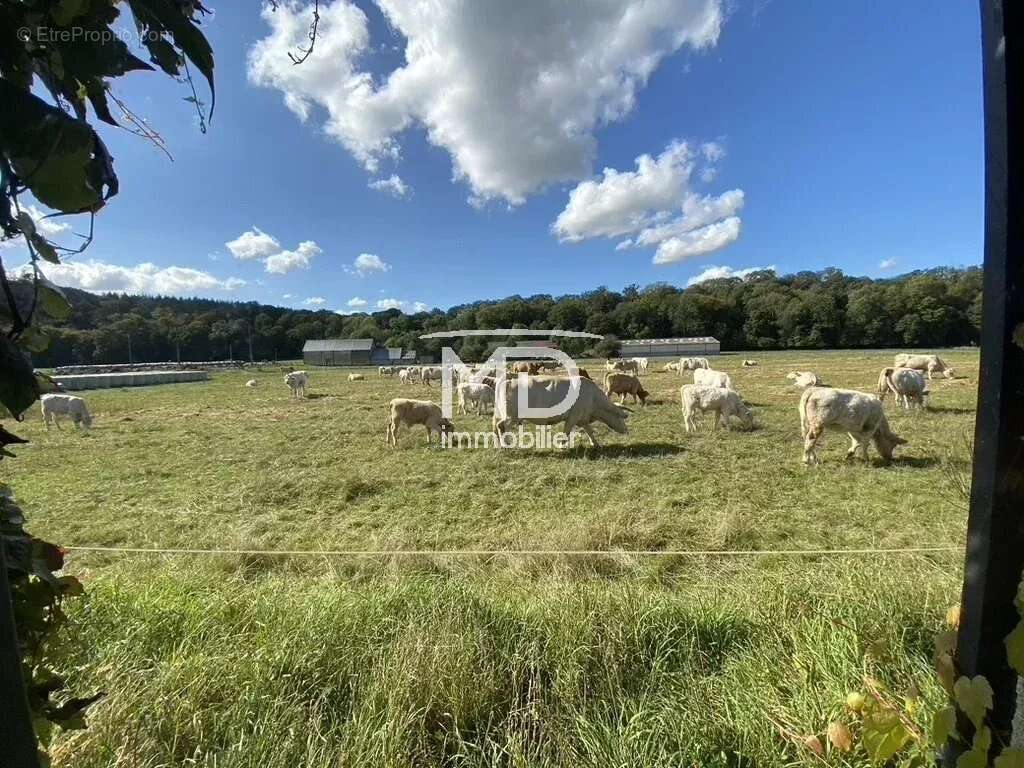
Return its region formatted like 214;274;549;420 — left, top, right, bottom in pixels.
564;441;687;460
304;393;337;400
890;455;941;469
925;405;975;415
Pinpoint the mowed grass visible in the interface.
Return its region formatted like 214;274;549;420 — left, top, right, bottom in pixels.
2;349;978;766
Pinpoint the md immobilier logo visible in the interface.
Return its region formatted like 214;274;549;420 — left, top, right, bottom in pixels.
418;329;604;448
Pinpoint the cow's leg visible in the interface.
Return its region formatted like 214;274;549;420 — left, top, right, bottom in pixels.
578;423;600;448
803;428;821;465
845;433;860;459
425;425;433;445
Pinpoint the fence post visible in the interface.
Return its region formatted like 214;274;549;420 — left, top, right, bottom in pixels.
946;0;1024;760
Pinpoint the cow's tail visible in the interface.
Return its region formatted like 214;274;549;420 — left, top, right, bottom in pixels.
877;367;895;399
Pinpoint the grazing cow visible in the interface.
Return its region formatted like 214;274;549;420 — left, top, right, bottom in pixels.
40;394;92;430
680;385;752;432
398;369;412;385
406;366;423;383
742;360;758;367
512;361;545;375
349;373;365;381
606;359;639;375
877;367;929;410
420;366;444;387
693;368;733;389
245;379;258;388
493;376;629;448
679;357;710;372
786;371;822;388
378;366;396;377
604;371;649;406
284;371;309;398
457;382;495;415
663;361;681;373
799;387;906;465
631;357;650;373
386;398;454;446
894;353;955;380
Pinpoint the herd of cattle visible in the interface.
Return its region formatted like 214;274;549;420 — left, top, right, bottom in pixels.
36;351;958;465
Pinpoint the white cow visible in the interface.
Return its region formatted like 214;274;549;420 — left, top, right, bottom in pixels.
630;357;650;373
398;369;412;385
680;385;752;433
894;353;955;380
349;373;365;381
787;371;822;388
457;382;495;415
245;379;258;388
799;387;907;465
742;360;758;367
420;366;443;387
693;368;733;389
493;376;629;448
284;371;309;398
40;394;92;430
679;357;710;372
877;367;929;410
606;359;639;375
386;399;453;446
663;361;681;373
378;366;396;377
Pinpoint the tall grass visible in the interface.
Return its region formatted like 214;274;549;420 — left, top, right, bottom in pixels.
53;557;957;767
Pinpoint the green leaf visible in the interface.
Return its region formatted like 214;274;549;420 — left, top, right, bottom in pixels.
931;705;958;746
52;0;88;26
17;327;50;354
56;575;84;596
0;335;39;419
127;0;215;114
38;278;72;321
956;727;991;768
995;748;1024;768
862;705;912;764
30;233;60;264
1008;620;1024;674
954;675;993;729
15;212;36;238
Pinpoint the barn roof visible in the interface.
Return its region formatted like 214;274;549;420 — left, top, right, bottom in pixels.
621;337;719;345
302;338;375;352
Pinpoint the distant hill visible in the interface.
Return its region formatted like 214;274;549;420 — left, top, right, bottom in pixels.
15;266;982;367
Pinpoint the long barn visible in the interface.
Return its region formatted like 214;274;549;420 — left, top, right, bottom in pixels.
302;339;416;366
619;337;720;358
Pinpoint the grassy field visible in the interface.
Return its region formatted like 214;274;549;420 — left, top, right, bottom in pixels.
3;349;978;766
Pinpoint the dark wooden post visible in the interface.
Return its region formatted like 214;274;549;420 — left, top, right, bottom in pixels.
948;0;1024;759
0;553;41;767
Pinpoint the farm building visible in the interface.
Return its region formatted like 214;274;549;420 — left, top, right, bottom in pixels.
303;339;416;366
619;337;720;358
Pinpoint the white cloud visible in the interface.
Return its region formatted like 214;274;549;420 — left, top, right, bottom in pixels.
686;264;774;286
879;258;897;270
368;174;411;198
282;293;294;299
226;227;281;261
265;240;321;274
304;296;327;306
29;260;245;296
348;252;390;276
347;296;368;308
249;0;725;205
553;139;744;264
2;205;73;250
225;227;322;274
375;297;428;312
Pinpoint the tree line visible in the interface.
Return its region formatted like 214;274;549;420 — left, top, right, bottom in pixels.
17;266;982;367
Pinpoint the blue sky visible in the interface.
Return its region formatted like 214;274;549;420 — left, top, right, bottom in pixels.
28;0;983;314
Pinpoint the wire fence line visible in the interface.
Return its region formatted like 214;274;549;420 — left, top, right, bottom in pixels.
63;544;962;558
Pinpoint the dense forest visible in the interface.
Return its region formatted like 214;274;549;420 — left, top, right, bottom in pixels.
16;267;982;367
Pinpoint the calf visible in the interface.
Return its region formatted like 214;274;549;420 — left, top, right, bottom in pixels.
284;371;309;398
786;371;822;388
386;398;454;446
604;371;649;406
693;368;732;389
457;382;495;415
349;373;365;381
877;367;928;410
680;385;752;432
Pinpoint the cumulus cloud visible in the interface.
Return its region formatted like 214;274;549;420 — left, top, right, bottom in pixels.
368;174;411;198
553;139;744;264
265;241;321;274
225;227;322;274
686;264;774;286
249;0;725;205
29;260;245;295
375;298;428;312
2;205;74;251
879;258;897;270
347;252;390;276
304;296;327;306
347;296;368;308
226;227;282;261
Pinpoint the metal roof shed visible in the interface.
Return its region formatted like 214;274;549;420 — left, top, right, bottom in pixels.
302;339;374;366
619;337;720;358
